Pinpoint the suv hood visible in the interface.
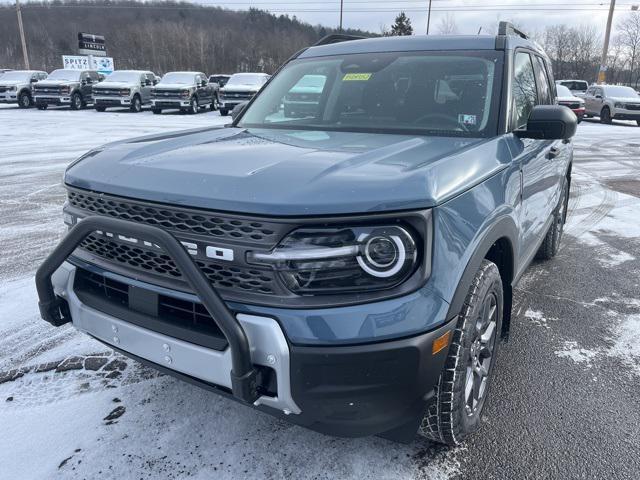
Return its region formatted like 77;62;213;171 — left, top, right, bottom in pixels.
609;96;640;103
95;82;135;89
65;127;511;215
36;80;79;87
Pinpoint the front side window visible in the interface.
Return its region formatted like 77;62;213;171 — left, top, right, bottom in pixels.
512;52;538;129
239;50;502;137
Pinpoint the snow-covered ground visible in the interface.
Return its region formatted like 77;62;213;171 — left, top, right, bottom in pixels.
1;105;639;479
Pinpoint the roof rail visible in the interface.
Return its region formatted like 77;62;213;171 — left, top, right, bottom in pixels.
313;34;366;47
497;21;528;40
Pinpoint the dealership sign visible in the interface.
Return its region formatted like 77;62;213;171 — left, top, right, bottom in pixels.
78;32;106;57
63;55;115;74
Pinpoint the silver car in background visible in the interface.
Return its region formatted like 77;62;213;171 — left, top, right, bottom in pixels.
218;73;270;116
0;70;48;108
93;70;158;113
556;79;589;98
584;84;640;126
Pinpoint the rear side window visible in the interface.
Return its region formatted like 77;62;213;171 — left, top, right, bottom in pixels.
534;56;552;105
512;52;538;129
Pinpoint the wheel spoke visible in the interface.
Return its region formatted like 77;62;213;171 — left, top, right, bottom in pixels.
480;321;496;344
465;367;474;406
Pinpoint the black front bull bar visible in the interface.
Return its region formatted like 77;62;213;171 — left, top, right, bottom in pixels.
35;215;260;403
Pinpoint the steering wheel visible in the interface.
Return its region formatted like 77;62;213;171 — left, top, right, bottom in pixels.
413;113;469;132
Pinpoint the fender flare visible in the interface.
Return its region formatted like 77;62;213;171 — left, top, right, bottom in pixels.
445;215;518;323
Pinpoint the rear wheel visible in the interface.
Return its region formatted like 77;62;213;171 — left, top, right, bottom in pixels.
600;106;612;124
18;91;32;108
419;260;503;445
130;95;142;113
70;92;82;110
536;176;569;260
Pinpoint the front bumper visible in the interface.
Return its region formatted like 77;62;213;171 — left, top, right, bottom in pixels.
35;95;71;105
0;92;18;103
612;108;640;120
94;97;131;107
36;216;454;439
151;99;191;108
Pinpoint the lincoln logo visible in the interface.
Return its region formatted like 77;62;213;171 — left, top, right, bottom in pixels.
93;228;234;261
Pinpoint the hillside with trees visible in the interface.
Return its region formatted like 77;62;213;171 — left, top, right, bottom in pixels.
0;1;372;74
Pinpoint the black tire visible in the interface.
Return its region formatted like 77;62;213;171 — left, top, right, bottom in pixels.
419;260;503;445
636;120;640;127
219;108;229;116
536;176;569;260
188;96;198;114
18;91;32;108
152;108;162;115
130;95;142;113
211;95;219;111
600;106;612;124
70;92;82;110
36;104;48;110
95;106;106;112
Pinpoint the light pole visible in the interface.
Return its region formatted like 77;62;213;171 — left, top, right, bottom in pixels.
599;0;616;83
339;0;344;32
426;0;433;34
16;0;30;69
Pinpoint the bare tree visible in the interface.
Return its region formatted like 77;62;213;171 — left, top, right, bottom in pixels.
618;12;640;87
436;13;458;35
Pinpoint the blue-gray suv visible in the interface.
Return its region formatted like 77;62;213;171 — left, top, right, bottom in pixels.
36;23;576;445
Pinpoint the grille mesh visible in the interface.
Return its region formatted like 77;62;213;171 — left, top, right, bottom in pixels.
80;234;276;294
67;189;280;245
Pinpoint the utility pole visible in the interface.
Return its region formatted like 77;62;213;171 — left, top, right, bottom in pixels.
598;0;616;84
339;0;344;32
16;0;30;69
426;0;432;34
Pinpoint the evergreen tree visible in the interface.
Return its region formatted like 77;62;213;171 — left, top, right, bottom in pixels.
389;12;413;36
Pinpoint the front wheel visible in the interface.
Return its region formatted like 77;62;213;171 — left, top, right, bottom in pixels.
211;95;219;111
70;92;82;110
535;176;569;260
37;104;48;110
130;95;142;113
187;96;198;114
419;260;503;445
636;120;640;127
600;106;612;124
152;108;162;115
95;106;106;112
18;91;32;108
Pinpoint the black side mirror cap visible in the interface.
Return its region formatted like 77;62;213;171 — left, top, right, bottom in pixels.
514;105;577;141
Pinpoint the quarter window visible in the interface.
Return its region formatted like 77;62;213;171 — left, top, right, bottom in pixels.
512;52;538;129
534;57;552;105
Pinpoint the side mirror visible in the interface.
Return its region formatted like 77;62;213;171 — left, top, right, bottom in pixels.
201;80;207;87
144;79;151;86
515;105;577;141
231;101;249;120
30;78;38;83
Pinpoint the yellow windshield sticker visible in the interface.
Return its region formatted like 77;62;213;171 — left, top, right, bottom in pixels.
342;73;372;81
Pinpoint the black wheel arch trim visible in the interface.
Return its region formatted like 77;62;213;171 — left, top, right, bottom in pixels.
445;215;518;336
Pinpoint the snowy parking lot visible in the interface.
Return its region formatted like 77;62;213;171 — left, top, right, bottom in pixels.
1;105;639;479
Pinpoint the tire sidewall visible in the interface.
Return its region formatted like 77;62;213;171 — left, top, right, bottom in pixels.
19;91;31;108
71;93;82;110
454;266;503;434
190;96;198;114
131;95;141;113
600;107;611;124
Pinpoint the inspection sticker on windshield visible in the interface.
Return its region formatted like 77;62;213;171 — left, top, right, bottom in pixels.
458;114;477;126
342;73;372;81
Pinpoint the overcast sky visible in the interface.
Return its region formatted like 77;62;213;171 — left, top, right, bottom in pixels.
194;0;639;36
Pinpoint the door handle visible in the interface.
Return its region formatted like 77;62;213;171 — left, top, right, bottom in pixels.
548;146;560;159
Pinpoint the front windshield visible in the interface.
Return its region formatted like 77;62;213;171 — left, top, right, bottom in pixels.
556;85;572;97
239;51;502;137
227;74;267;86
103;72;142;83
0;71;32;82
560;81;588;92
604;86;639;98
160;73;195;84
47;70;81;81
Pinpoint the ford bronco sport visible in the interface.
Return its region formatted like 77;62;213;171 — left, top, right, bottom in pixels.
37;23;576;445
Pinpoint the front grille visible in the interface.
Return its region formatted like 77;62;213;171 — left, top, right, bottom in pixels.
152;89;183;99
220;92;254;101
94;89;123;97
79;234;276;294
626;103;640;110
559;101;581;110
34;87;61;94
68;189;280;245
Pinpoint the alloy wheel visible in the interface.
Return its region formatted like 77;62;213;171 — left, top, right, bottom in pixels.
464;291;498;416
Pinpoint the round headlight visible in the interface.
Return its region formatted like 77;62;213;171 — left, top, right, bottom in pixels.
357;228;412;278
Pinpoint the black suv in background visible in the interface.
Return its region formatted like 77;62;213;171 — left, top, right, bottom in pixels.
150;71;215;114
219;72;270;115
34;69;101;110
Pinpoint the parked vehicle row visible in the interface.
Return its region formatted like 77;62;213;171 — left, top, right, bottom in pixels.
0;69;269;114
